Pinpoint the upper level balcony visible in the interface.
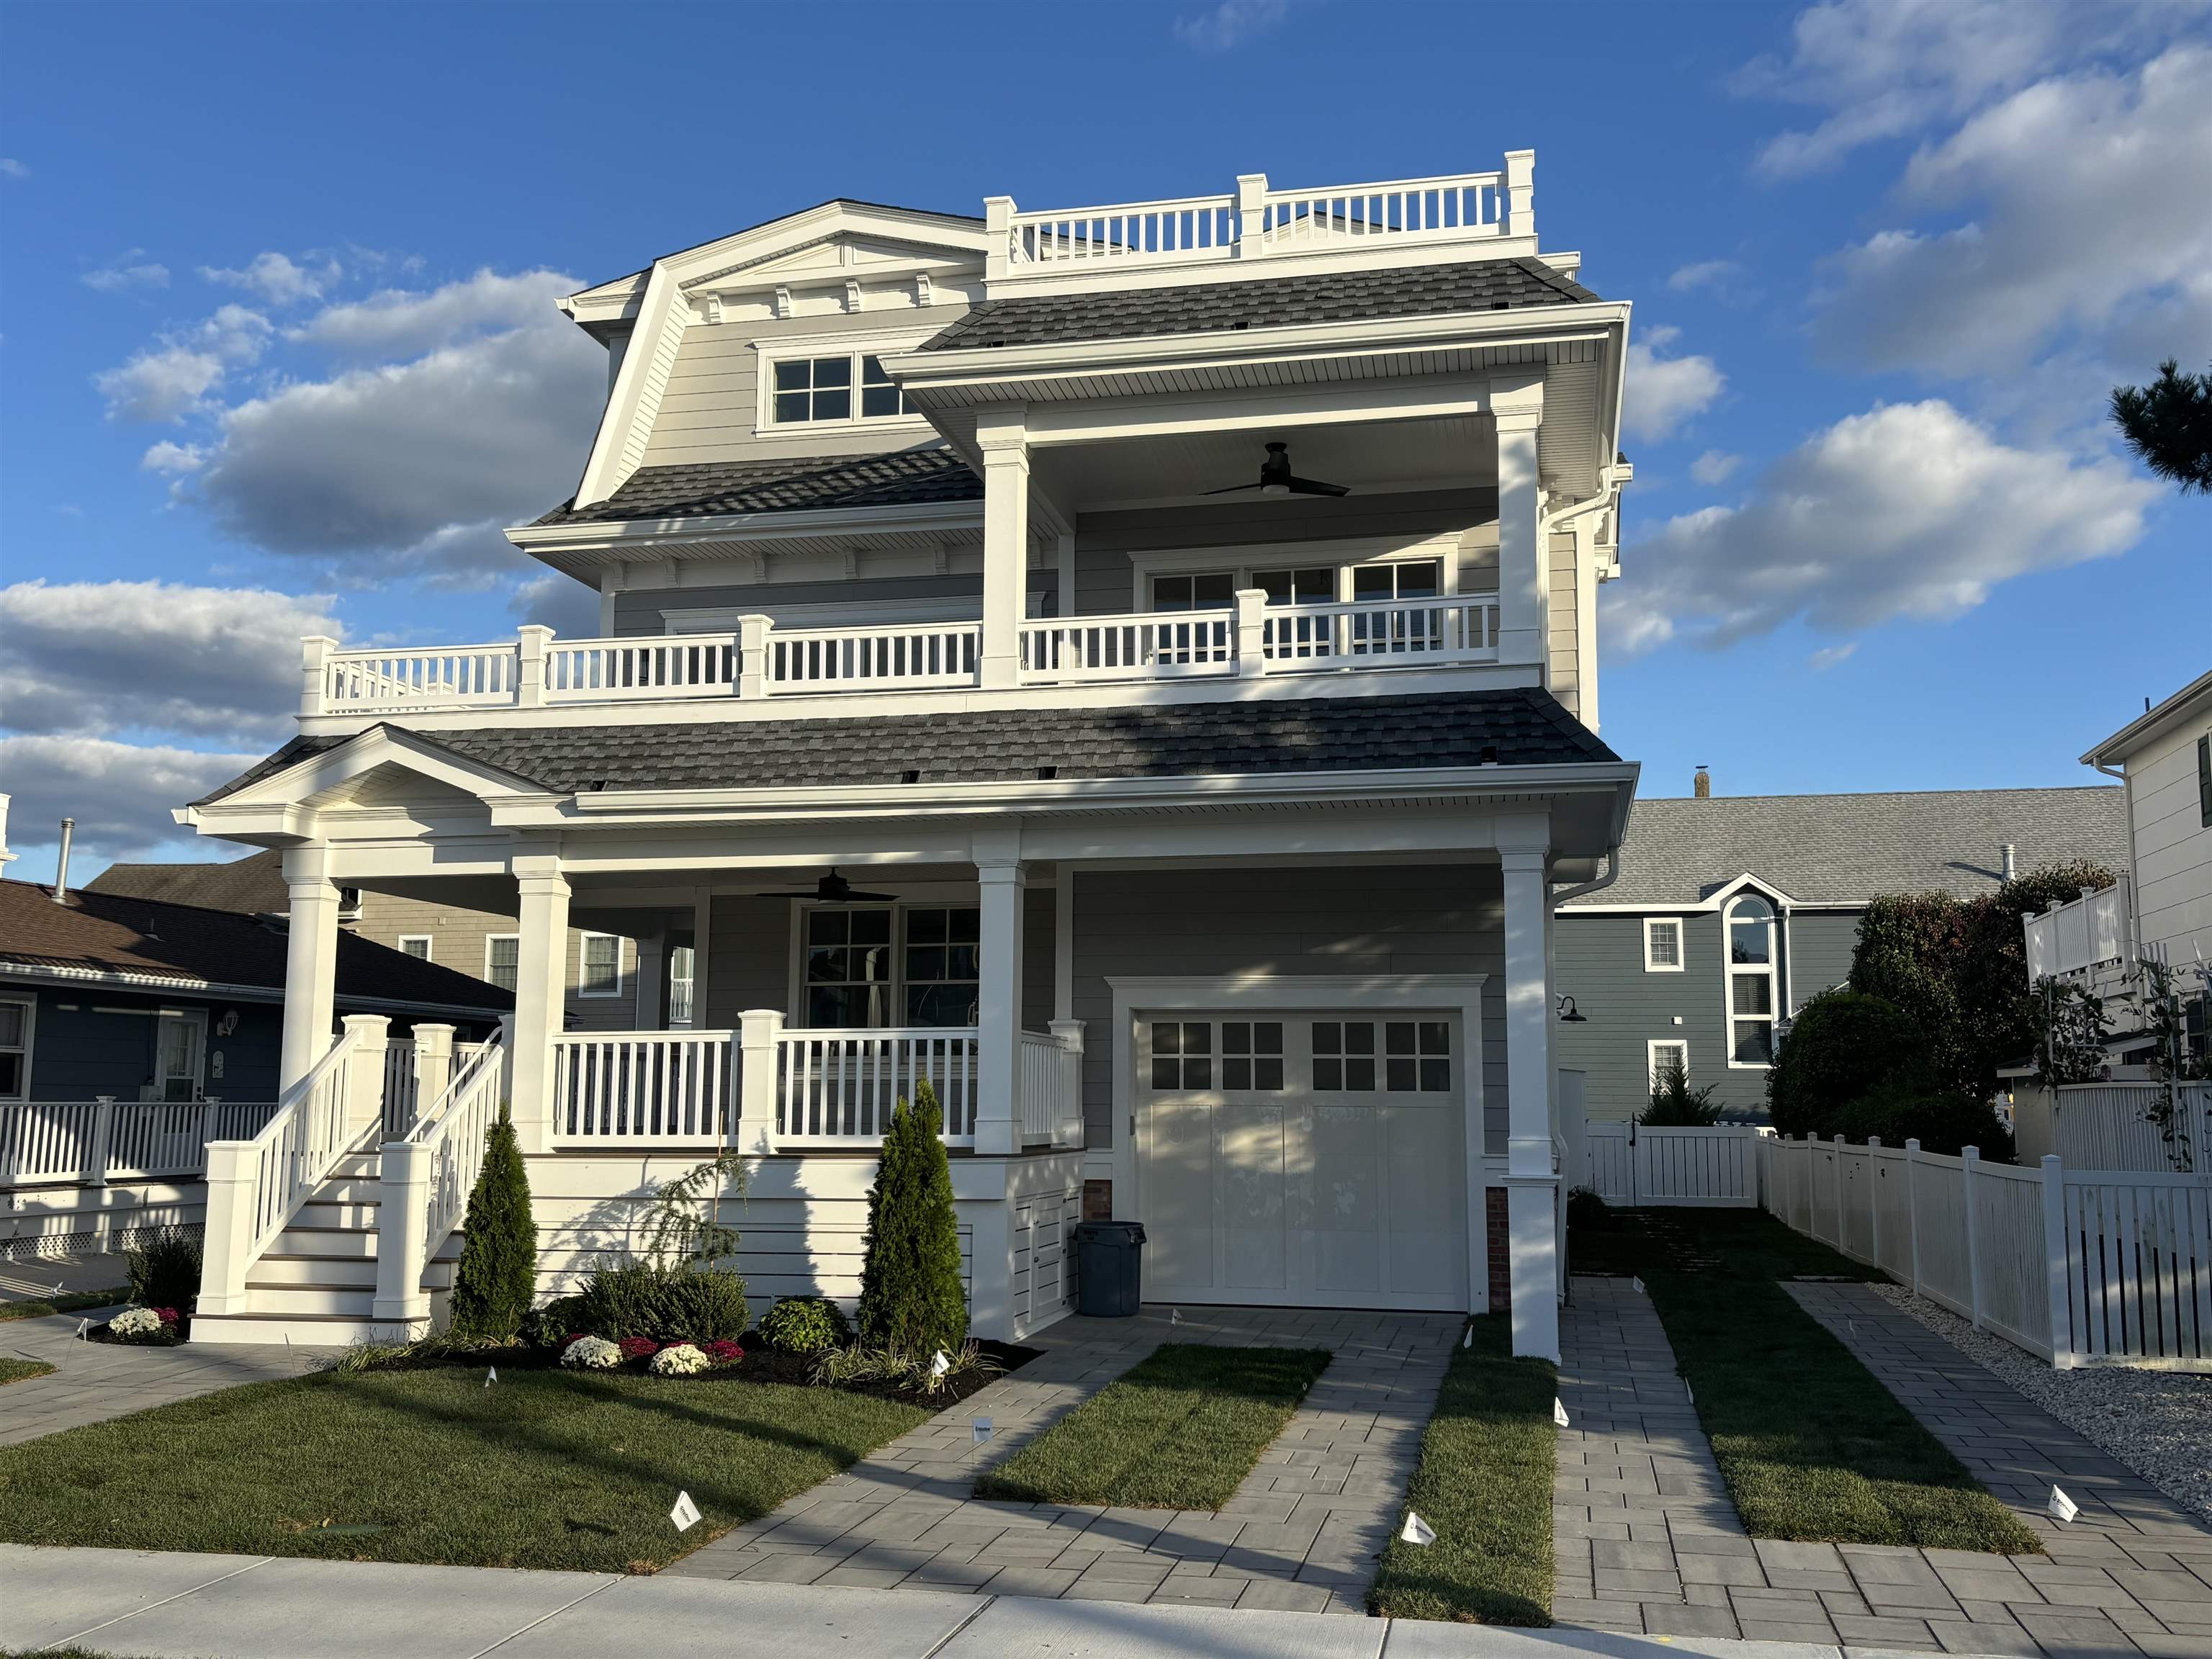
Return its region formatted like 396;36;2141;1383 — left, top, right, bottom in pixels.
296;588;1504;727
2023;880;2134;993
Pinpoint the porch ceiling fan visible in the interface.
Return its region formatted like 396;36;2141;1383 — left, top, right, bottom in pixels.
756;868;899;904
1205;440;1350;498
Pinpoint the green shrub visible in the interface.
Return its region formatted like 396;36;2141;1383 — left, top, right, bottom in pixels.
757;1295;852;1354
127;1228;202;1312
575;1261;750;1342
446;1111;539;1341
809;1339;999;1396
1766;989;1929;1139
1835;1087;2018;1161
521;1294;585;1349
1642;1056;1724;1126
855;1082;968;1357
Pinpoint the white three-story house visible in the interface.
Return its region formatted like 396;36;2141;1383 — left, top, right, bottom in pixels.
181;153;1637;1361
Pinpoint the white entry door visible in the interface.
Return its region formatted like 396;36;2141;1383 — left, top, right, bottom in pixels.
1137;1012;1467;1310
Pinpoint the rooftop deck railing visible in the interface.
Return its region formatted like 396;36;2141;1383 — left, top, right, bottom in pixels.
302;591;1503;718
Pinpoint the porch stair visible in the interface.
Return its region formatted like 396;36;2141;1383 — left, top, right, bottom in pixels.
192;1151;466;1346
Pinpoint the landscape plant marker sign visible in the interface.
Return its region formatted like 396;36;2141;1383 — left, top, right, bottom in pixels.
1553;1398;1570;1429
2049;1486;2079;1525
971;1417;994;1445
1399;1511;1436;1546
670;1491;702;1532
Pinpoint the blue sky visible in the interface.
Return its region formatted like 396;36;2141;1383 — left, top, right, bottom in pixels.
2;0;2207;876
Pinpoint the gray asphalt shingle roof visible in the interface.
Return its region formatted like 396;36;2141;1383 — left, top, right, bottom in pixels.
533;446;979;529
920;257;1600;353
1565;788;2128;909
202;689;1616;804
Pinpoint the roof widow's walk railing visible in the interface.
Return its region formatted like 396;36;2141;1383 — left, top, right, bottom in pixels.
302;591;1502;718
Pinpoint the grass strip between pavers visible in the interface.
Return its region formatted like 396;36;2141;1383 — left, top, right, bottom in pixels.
0;1358;56;1385
975;1341;1331;1510
1579;1206;2041;1555
1367;1315;1555;1625
0;1365;929;1572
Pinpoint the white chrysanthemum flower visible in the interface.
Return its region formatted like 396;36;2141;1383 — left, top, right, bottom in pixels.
108;1307;165;1341
561;1335;622;1370
649;1343;708;1376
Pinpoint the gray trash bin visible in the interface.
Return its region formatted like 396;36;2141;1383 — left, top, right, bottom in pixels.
1074;1220;1146;1317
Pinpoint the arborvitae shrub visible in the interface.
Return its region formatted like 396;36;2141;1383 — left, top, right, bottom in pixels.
855;1082;968;1356
446;1110;539;1341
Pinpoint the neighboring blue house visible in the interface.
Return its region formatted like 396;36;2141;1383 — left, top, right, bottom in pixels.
1555;776;2129;1124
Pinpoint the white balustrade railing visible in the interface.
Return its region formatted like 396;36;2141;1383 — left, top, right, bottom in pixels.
1008;192;1238;269
776;1028;979;1146
1262;595;1499;668
1261;172;1503;248
1017;1028;1083;1148
2023;881;2132;984
546;637;736;702
550;1031;732;1145
413;1037;505;1256
769;622;979;691
324;644;518;710
0;1098;284;1187
1019;611;1236;682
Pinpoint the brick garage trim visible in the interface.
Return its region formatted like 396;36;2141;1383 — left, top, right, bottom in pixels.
1485;1185;1509;1316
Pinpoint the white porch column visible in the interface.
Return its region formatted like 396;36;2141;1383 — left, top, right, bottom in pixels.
737;1008;783;1157
1491;372;1546;675
978;405;1029;691
279;843;342;1093
636;929;666;1030
973;832;1025;1156
1053;872;1075;1024
1501;840;1560;1361
508;855;570;1156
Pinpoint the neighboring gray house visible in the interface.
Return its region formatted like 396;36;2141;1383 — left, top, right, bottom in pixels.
1556;775;2129;1123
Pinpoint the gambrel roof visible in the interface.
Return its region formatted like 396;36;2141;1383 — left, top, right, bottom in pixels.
533;446;979;529
920;257;1599;354
202;689;1617;803
1561;788;2128;910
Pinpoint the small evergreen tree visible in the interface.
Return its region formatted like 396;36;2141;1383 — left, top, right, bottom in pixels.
447;1109;538;1341
855;1081;968;1356
1640;1054;1724;1126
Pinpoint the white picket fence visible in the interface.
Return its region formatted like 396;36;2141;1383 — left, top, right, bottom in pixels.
1762;1135;2212;1371
1578;1121;1760;1208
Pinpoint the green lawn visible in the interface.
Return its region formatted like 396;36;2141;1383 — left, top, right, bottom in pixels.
975;1343;1331;1509
1577;1207;2041;1554
0;1365;930;1571
1367;1316;1555;1626
0;1288;130;1323
0;1358;56;1386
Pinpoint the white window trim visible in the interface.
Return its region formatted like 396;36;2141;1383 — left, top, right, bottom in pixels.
396;935;433;963
1642;917;1685;972
783;897;984;1030
1647;1039;1689;1090
1723;896;1780;1071
754;338;935;435
578;932;626;999
484;933;521;991
150;1008;209;1104
0;992;35;1100
1127;533;1476;611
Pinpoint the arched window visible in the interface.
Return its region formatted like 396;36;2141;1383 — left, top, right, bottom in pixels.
1727;894;1777;1066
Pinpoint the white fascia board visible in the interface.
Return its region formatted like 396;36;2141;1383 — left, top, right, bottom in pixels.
1560;873;1812;915
529;760;1637;824
881;302;1629;393
0;959;507;1020
228;726;554;811
505;498;982;556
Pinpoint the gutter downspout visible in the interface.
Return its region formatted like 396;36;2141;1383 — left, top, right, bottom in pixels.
1552;848;1620;907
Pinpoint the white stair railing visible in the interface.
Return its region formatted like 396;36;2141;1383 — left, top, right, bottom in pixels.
374;1035;507;1334
199;1018;388;1317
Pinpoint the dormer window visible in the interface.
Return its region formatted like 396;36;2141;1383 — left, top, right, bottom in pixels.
770;352;914;425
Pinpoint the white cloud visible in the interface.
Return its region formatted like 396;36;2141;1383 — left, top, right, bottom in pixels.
292;268;574;359
1622;326;1725;443
511;571;603;637
94;305;271;421
0;734;262;864
0;158;27;180
1738;0;2183;177
1668;260;1741;292
140;441;207;476
1809;643;1858;670
82;251;170;294
0;580;337;742
1604;400;2156;653
1812;45;2212;379
1173;0;1287;51
1690;449;1743;485
201;251;341;305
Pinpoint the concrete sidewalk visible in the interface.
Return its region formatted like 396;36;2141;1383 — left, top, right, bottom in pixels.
0;1544;2046;1659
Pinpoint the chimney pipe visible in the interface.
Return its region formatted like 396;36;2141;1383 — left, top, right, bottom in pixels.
0;792;14;866
1693;765;1712;800
52;818;74;904
2001;843;2017;883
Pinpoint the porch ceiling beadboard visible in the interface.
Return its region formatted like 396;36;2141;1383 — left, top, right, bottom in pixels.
197;688;1616;802
919;258;1599;354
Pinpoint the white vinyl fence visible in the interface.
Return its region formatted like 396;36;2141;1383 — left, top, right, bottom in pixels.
1762;1135;2212;1371
2051;1083;2210;1174
1578;1121;1760;1208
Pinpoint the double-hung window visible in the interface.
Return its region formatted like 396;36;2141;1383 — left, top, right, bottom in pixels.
902;907;979;1027
484;935;520;994
580;933;623;999
769;352;914;426
1643;918;1683;971
1727;896;1778;1066
0;997;32;1100
397;935;432;962
1648;1040;1689;1091
802;905;983;1030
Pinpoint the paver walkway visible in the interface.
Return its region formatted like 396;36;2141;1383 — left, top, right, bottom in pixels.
0;1308;299;1447
667;1303;1455;1614
1553;1275;2212;1657
0;1249;132;1303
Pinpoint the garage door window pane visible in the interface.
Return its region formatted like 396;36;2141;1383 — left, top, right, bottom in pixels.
1313;1020;1375;1092
1221;1020;1284;1091
1385;1021;1452;1091
1151;1021;1213;1089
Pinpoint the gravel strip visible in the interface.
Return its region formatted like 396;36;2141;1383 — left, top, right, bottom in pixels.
1871;1282;2212;1526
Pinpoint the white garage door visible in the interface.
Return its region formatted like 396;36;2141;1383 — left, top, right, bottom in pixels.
1137;1012;1468;1310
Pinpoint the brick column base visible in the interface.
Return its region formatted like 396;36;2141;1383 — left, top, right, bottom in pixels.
1485;1186;1511;1316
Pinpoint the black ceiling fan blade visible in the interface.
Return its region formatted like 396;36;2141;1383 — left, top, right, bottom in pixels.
1202;481;1264;495
1285;475;1351;497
